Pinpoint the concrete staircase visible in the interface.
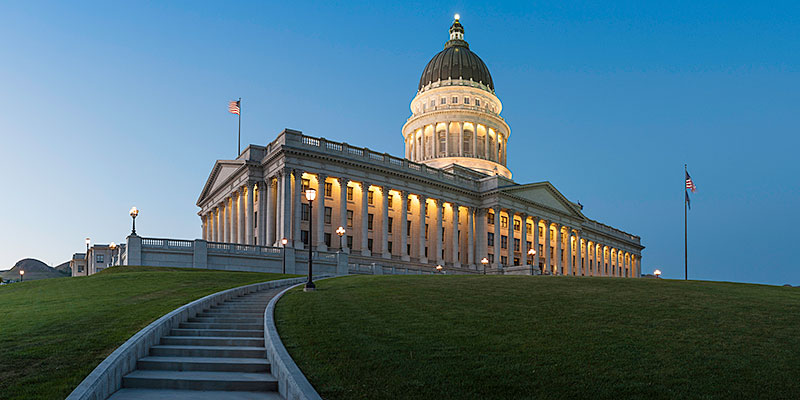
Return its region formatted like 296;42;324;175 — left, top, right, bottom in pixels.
108;290;283;399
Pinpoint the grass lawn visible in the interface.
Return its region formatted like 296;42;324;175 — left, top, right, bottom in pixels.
276;275;800;399
0;266;295;400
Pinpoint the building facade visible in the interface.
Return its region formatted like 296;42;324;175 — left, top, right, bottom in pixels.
196;17;643;277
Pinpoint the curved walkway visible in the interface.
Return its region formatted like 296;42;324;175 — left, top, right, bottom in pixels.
108;288;284;399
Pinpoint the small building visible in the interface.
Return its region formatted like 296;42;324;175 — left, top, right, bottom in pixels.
70;244;125;276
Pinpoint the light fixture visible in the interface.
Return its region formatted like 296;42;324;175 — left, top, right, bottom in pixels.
129;206;139;236
304;188;317;291
654;269;662;278
281;238;288;246
19;270;25;281
305;188;316;201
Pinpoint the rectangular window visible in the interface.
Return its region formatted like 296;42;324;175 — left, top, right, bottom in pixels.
407;200;412;212
441;97;446;105
488;254;494;263
514;257;520;266
96;254;104;263
254;211;258;228
487;232;495;246
527;241;532;250
388;217;393;233
539;244;544;255
368;238;373;251
430;99;435;108
425;223;429;239
464;97;470;104
452;96;458;103
368;190;374;205
324;182;332;197
475;99;481;107
347;186;354;201
301;204;310;221
425;247;428;257
501;235;508;249
500;216;508;228
324;207;332;224
526;222;532;234
501;256;508;265
488;212;494;225
388;196;393;209
347;235;353;248
347;210;353;227
388;241;393;253
514;238;520;251
325;233;331;247
301;230;309;245
368;214;374;230
514;219;520;231
407;220;412;236
302;179;310;192
539;226;544;238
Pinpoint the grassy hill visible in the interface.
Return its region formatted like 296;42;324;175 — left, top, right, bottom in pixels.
0;266;295;400
1;258;68;281
276;275;800;400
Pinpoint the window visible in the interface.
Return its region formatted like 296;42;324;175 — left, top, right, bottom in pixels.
301;204;310;221
388;241;393;253
368;239;373;251
78;266;84;272
407;200;412;212
388;196;393;209
501;256;508;265
324;207;332;224
347;235;353;248
407;220;412;236
488;212;495;225
368;214;374;230
539;244;544;255
500;216;508;228
388;217;393;233
254;211;258;227
302;179;310;192
488;254;494;263
487;232;495;246
475;99;481;107
452;96;458;103
441;97;446;105
514;238;520;251
301;230;309;245
347;210;354;227
514;257;520;266
407;244;411;255
347;186;354;201
324;182;332;197
325;233;331;247
501;235;508;249
368;190;374;205
425;223;429;239
96;254;104;263
539;226;544;238
514;219;520;231
430;99;435;108
526;223;532;234
464;97;470;104
526;241;532;250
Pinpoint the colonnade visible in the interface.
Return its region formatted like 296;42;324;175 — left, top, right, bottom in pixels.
200;168;639;277
407;121;506;165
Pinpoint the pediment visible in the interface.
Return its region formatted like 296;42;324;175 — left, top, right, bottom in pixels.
197;161;245;206
501;182;584;218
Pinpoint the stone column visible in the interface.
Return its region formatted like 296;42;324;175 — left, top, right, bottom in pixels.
544;223;551;273
520;214;528;266
381;186;390;259
360;182;370;256
566;229;574;275
230;193;238;243
492;206;501;267
506;210;514;265
266;178;276;246
467;207;475;266
485;130;490;160
244;185;254;245
292;170;303;249
494;132;500;162
418;195;428;263
576;233;582;275
275;173;283;245
338;177;349;252
555;225;562;274
445;122;450;156
281;170;292;247
451;204;460;267
400;190;409;261
223;200;230;243
316;174;327;251
458;122;464;156
531;217;539;269
434;200;443;265
227;197;234;243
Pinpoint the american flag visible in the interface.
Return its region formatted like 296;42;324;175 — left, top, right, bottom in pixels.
228;100;240;115
685;171;696;192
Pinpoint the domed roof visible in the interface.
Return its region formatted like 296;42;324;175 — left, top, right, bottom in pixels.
418;18;494;92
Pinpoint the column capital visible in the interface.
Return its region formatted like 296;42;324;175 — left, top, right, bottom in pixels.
338;176;350;185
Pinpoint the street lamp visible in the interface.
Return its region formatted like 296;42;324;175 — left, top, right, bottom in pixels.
109;242;117;267
304;188;317;291
19;270;24;282
85;237;91;276
281;238;289;274
336;226;346;253
436;264;443;274
481;257;489;275
654;269;662;279
528;248;536;275
129;207;139;236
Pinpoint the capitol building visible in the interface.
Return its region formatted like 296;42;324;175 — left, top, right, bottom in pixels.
196;17;644;277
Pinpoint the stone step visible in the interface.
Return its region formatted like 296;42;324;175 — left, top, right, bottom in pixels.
161;336;264;347
170;328;263;338
137;356;270;373
197;312;265;318
150;345;266;358
188;317;264;324
122;370;277;392
207;306;266;312
179;322;263;330
109;388;282;399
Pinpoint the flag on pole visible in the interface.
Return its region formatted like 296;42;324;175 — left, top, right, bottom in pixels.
228;100;240;115
685;190;691;210
685;171;696;192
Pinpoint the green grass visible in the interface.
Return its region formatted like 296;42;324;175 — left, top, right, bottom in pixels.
276;275;800;400
0;266;296;400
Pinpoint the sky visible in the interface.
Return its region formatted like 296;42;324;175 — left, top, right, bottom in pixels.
0;1;798;285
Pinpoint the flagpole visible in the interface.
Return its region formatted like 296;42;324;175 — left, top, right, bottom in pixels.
684;164;688;281
237;97;242;156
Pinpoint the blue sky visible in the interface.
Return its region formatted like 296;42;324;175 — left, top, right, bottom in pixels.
0;1;797;284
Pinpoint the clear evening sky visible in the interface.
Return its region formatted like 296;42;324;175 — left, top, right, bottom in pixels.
0;1;797;285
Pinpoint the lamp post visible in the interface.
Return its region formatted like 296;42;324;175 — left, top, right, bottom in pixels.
481;257;489;275
336;226;346;253
85;237;91;276
304;189;317;291
109;242;117;267
654;269;662;279
129;207;139;236
281;238;289;274
19;270;24;282
528;248;536;275
436;264;443;274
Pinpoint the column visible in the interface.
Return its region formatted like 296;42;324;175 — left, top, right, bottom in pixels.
492;206;501;267
292;170;303;249
576;233;582;275
281;170;292;246
266;178;276;246
316;174;327;251
400;190;409;261
467;207;474;266
543;221;550;273
506;210;514;266
445;122;450;156
418;195;428;263
223;200;230;243
451;204;460;267
475;208;486;264
230;193;238;243
433;200;443;265
381;186;390;259
227;197;234;243
458;122;464;156
360;182;370;256
236;188;244;244
554;224;561;274
566;229;574;275
338;177;349;252
531;217;539;269
245;185;254;245
520;214;528;266
494;132;500;162
275;173;283;245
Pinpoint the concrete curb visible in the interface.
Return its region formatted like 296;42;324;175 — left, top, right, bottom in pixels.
264;276;342;400
66;275;316;400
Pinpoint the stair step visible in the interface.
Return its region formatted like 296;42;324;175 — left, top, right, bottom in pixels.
109;388;282;399
206;307;266;313
150;345;266;358
170;328;263;338
137;356;269;373
161;336;264;347
180;322;263;330
122;370;277;391
188;317;264;324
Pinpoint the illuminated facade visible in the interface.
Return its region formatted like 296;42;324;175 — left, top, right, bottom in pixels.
196;17;644;277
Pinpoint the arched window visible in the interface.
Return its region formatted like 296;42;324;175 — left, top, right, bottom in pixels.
462;123;474;156
437;127;446;156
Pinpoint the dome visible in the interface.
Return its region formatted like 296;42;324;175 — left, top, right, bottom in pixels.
418;18;494;92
